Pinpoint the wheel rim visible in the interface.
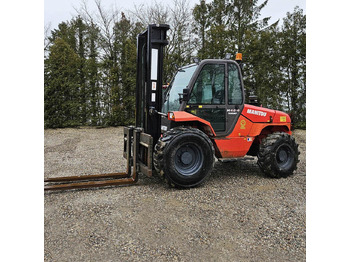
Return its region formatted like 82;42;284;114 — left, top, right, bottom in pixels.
174;143;203;176
275;144;294;169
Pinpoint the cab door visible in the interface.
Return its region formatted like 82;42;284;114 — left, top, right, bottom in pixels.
225;62;244;135
184;62;244;137
185;63;227;135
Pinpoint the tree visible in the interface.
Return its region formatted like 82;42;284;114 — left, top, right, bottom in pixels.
45;38;81;128
165;0;195;81
49;21;77;52
206;0;230;58
193;0;209;59
113;13;138;125
226;0;269;53
78;0;122;125
85;22;101;125
243;21;284;109
44;22;52;57
193;0;270;58
279;7;306;127
73;16;89;125
130;1;169;25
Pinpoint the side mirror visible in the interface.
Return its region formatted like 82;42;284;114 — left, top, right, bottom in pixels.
179;88;190;104
182;88;190;102
248;95;259;106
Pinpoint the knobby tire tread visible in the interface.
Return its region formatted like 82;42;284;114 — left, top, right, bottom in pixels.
153;127;214;188
257;132;300;178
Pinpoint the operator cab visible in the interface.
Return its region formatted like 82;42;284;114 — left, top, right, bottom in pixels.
162;58;245;137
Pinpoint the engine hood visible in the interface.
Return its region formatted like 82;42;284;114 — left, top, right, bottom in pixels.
242;104;290;123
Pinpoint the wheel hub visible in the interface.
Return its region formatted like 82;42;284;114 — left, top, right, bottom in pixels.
277;149;288;163
174;144;203;176
181;151;193;165
275;144;294;169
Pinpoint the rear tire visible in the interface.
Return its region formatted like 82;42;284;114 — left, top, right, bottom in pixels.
154;127;214;188
257;132;299;178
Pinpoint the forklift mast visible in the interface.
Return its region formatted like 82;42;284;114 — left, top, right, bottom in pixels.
135;24;169;143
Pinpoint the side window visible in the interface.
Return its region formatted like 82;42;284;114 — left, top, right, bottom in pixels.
228;64;243;104
188;64;225;105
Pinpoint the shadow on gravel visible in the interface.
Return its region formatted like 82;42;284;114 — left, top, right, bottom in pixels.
148;158;267;190
211;159;264;179
44;159;269;194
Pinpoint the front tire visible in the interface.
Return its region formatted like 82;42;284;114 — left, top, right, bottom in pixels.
154;127;214;188
257;132;299;178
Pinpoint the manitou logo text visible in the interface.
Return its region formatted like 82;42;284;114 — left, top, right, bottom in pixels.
247;109;267;117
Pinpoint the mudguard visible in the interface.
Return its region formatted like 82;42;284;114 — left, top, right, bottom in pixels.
168;111;216;136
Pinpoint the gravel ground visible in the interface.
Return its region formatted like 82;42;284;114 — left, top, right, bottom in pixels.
44;127;306;262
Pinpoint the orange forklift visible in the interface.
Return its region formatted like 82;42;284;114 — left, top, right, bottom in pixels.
45;24;299;191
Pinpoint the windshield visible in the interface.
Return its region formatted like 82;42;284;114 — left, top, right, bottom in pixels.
162;64;198;113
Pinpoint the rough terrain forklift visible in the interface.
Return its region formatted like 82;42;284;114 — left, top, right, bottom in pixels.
45;24;299;191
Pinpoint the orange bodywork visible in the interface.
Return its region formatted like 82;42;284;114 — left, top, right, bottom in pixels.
214;115;291;158
169;111;217;136
169;105;292;159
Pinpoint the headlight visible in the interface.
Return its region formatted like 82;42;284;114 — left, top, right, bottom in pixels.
168;112;175;120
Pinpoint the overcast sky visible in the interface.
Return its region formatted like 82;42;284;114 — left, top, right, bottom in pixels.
45;0;306;30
